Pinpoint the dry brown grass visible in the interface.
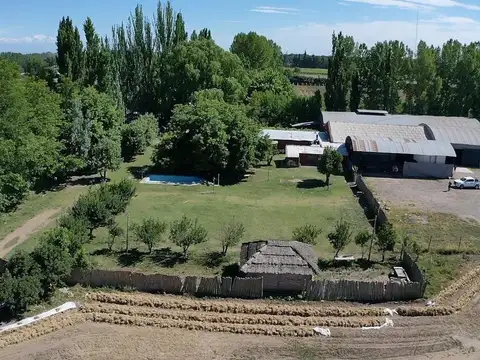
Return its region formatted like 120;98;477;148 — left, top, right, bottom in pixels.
81;303;383;328
86;292;386;317
0;312;84;350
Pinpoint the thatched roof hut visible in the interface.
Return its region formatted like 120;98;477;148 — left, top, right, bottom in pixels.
239;241;319;293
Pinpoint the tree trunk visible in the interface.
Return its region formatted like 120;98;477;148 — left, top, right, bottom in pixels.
326;173;330;187
89;228;94;238
382;251;385;262
334;248;340;260
222;245;228;256
183;246;189;258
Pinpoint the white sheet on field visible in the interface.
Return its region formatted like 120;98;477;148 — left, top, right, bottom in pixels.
361;317;394;330
383;308;398;316
313;327;331;337
0;302;77;333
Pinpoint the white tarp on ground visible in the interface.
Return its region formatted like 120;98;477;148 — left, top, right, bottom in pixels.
361;317;394;330
313;327;331;337
0;302;77;333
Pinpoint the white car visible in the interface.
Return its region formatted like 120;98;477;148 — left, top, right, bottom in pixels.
453;176;480;189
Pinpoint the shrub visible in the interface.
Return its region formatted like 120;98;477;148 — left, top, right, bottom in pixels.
355;230;371;259
220;220;246;255
32;228;76;295
327;219;352;258
317;146;343;186
376;223;397;262
170;216;208;258
0;270;43;316
133;218;167;253
292;224;322;245
107;221;124;251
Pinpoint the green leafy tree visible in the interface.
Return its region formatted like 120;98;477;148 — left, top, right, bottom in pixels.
325;32;355;111
0;270;43;316
355;230;371;259
317;146;343;186
32;228;76;295
133;218;167;253
90;135;121;180
254;135;276;166
83;17;101;87
198;28;212;40
230;32;283;70
153;90;258;176
327;219;353;258
159;39;249;122
376;223;397;262
170;216;208;258
71;188;112;237
220;220;245;256
292;224;322;245
0;173;29;213
56;16;84;81
57;214;90;244
107;221;124;251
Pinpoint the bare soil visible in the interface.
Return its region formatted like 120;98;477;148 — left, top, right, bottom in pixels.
365;177;480;222
0;208;62;257
1;276;480;360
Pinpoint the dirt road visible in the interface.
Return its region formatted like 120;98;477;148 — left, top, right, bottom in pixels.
0;208;62;257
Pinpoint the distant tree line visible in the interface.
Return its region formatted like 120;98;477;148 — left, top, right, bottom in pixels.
325;32;480;118
284;52;330;69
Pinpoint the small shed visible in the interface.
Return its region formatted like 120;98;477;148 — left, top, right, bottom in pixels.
240;241;320;293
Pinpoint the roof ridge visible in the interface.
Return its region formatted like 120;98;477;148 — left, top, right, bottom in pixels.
289;241;320;275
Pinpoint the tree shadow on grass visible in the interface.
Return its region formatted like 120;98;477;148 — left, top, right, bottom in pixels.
198;251;226;269
128;165;151;180
296;179;327;189
150;247;185;268
117;248;145;267
90;248;113;256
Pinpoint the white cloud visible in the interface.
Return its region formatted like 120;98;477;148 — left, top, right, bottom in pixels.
250;6;299;14
338;2;350;5
344;0;431;10
407;0;480;10
264;17;480;54
0;34;55;44
344;0;480;10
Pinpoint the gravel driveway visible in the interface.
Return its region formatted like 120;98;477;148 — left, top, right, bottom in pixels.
365;169;480;222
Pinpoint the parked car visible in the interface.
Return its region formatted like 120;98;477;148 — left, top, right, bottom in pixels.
453;176;480;189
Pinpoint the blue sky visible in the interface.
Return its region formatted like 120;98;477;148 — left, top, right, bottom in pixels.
1;0;480;54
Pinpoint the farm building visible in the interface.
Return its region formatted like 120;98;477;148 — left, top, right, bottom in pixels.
321;110;480;167
260;129;326;151
325;121;457;178
285;143;348;167
240;240;320;293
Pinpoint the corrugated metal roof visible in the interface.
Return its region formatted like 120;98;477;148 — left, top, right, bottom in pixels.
348;136;457;157
322;112;480;146
328;121;428;143
322;111;480;128
261;129;318;142
423;125;480;146
285;145;323;158
285;143;348;158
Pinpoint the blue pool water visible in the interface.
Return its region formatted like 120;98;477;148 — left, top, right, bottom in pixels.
147;174;205;185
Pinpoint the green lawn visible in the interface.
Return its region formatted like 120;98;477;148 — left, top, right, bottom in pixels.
298;68;328;76
83;162;372;275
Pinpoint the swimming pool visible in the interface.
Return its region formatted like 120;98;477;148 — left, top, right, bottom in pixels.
143;174;205;185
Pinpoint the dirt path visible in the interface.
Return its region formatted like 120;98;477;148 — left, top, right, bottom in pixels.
0;208;62;257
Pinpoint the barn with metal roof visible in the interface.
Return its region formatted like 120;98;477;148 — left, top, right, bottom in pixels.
321;110;480;168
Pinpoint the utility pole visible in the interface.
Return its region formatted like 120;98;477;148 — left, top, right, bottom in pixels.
368;205;381;262
126;211;129;252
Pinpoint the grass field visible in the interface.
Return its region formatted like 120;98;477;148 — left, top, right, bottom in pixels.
294;85;325;97
4;151;373;276
298;68;328;76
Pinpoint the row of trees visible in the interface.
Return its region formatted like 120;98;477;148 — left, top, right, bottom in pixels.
0;179;136;316
293;219;419;263
284;52;329;69
325;32;480;118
